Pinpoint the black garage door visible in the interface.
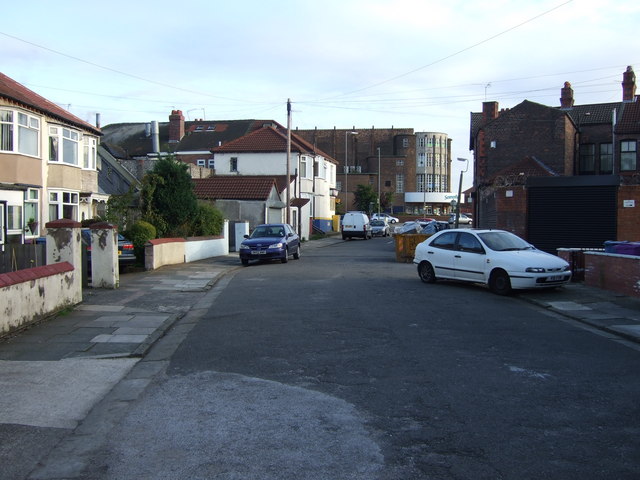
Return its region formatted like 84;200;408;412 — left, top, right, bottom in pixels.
527;176;618;253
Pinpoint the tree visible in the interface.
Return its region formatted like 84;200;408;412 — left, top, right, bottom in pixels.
353;184;378;214
141;156;197;237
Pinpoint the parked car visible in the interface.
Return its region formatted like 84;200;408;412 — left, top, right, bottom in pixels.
370;219;390;237
239;223;300;266
448;213;473;225
341;211;372;240
413;229;571;295
371;213;399;223
80;229;136;269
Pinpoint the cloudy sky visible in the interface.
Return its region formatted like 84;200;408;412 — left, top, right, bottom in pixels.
2;0;639;185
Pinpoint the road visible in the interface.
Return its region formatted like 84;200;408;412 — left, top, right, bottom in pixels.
79;235;640;479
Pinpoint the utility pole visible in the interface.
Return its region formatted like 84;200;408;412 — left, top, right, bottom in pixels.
286;99;291;225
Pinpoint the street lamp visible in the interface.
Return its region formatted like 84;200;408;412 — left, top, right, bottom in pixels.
455;157;469;229
344;131;358;212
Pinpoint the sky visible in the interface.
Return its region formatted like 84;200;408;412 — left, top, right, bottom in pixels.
2;0;639;189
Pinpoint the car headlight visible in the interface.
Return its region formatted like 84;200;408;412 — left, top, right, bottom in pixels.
239;244;250;250
269;242;284;249
525;267;546;273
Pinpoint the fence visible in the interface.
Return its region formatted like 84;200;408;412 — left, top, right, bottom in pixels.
0;243;46;274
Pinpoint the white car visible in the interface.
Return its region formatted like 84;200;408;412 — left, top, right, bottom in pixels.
371;213;399;223
413;229;571;295
448;213;472;225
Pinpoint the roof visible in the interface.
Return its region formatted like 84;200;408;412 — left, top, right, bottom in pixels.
101;119;284;158
0;72;101;135
615;97;640;134
211;126;337;163
192;176;280;201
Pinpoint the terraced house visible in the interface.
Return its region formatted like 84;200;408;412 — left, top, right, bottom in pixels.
0;72;103;247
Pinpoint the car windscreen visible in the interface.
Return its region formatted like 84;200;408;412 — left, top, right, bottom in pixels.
251;227;283;238
478;232;533;251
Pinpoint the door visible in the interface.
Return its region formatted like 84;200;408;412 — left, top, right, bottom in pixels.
453;232;487;283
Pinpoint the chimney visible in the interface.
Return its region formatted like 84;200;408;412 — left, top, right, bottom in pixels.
169;110;185;143
622;66;636;102
482;101;499;123
151;121;160;153
95;113;101;129
560;81;574;109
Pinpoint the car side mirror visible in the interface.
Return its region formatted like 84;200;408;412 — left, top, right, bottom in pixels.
244;234;249;239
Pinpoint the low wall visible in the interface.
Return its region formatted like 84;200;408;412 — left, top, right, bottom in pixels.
145;234;230;270
584;251;640;298
0;262;77;336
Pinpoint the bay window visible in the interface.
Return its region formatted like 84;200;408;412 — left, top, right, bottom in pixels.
0;109;40;156
49;126;80;165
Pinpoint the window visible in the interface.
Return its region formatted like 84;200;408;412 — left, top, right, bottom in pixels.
7;205;22;231
431;231;457;250
426;154;433;168
418;137;425;148
579;144;595;174
418;153;425;167
620;141;637;171
230;157;238;172
300;156;308;178
396;159;404;166
24;188;39;234
385;180;391;187
49;126;80;165
83;136;97;169
417;174;425;192
337;180;342;192
396;174;404;193
196;159;206;166
402;138;409;148
49;190;79;221
600;143;613;173
208;159;215;169
426;174;433;192
0;109;40;156
0;109;12;151
457;233;484;254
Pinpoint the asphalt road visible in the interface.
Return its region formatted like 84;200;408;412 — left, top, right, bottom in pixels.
79;236;640;479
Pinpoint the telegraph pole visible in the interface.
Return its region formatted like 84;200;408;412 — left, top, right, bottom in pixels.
286;99;291;225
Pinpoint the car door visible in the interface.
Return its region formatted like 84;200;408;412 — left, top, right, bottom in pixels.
452;232;487;283
285;224;299;249
427;231;458;279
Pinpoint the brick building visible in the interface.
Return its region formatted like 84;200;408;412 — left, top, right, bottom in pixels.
293;127;456;215
470;66;640;252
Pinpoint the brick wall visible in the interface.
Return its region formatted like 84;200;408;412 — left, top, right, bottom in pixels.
584;251;640;298
618;185;640;241
495;186;528;238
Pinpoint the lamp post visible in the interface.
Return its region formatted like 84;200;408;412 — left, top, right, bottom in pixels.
377;147;381;216
344;131;358;212
454;157;469;229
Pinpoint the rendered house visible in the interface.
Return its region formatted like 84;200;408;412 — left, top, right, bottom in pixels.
210;126;338;239
0;72;102;247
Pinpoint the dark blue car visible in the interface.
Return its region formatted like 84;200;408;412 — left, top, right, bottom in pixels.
239;223;301;266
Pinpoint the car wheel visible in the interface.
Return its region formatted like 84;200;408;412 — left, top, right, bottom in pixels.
241;259;249;266
489;269;511;295
281;248;289;263
293;245;300;260
418;261;436;283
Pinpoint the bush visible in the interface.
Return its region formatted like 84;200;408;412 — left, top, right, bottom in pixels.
126;220;157;263
191;204;225;236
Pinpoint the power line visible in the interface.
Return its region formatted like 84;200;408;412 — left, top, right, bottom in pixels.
321;0;574;100
0;30;255;104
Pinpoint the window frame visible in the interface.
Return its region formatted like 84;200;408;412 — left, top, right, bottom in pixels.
620;140;637;172
49;125;82;166
0;108;40;157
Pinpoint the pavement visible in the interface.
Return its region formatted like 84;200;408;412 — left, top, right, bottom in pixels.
2;234;640;479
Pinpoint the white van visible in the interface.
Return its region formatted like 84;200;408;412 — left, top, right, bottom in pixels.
341;211;372;240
